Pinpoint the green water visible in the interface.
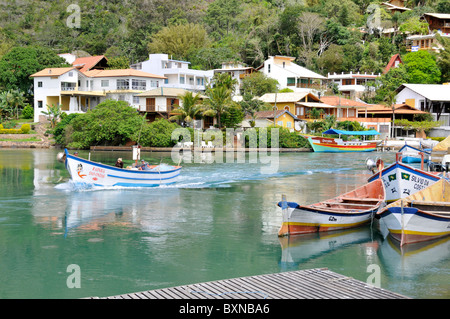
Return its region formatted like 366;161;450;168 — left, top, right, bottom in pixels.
0;149;448;299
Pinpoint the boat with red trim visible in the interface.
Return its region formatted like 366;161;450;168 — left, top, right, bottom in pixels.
278;178;385;236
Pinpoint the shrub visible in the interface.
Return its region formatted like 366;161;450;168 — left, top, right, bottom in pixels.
21;105;34;119
137;119;181;147
20;123;31;134
0;128;22;134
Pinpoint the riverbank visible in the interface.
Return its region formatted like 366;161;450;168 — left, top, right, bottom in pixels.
0;122;53;149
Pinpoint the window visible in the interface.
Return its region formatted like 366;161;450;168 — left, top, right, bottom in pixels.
286;122;291;128
287;77;295;86
180;76;185;84
277;121;283;126
38;101;43;108
150;80;158;88
86;81;89;87
268;64;271;73
343;79;352;85
101;80;109;87
133;96;140;104
164;78;169;84
117;79;129;90
68;72;73;77
132;79;146;90
38;81;43;88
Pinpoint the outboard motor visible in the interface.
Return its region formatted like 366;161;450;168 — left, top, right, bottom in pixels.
366;157;376;174
56;152;66;163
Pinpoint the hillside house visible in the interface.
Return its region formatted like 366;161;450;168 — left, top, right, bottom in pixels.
131;54;213;92
395;84;450;126
327;72;380;98
213;62;256;95
261;56;326;93
31;67;166;123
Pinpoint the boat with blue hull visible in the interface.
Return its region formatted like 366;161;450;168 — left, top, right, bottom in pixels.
62;149;181;187
398;144;430;164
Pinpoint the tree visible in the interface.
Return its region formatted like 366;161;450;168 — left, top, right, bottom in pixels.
147;23;209;61
240;72;279;97
435;34;450;82
0;46;69;95
169;91;204;127
403;50;441;84
372;66;408;103
42;103;62;128
399;16;429;35
203;85;233;129
0;89;27;120
106;56;130;70
69;100;143;149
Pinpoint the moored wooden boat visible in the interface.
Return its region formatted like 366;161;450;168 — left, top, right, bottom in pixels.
398;144;430;164
376;179;450;246
62;149;181;187
277;179;385;236
305;129;380;153
367;159;441;203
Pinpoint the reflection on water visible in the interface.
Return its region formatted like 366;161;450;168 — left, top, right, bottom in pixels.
0;149;448;298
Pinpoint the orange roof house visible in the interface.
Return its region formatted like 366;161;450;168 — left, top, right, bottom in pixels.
30;67;77;77
72;55;109;72
83;69;166;79
358;103;429;120
383;54;403;74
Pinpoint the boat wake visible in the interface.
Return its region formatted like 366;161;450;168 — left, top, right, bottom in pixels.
55;166;353;191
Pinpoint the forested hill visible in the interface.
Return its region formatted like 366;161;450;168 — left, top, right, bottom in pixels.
0;0;449;77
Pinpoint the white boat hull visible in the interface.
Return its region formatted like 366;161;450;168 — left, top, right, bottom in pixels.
379;207;450;246
64;149;181;187
279;204;376;235
368;162;440;203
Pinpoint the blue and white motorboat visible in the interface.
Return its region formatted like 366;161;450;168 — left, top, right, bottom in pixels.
61;149;181;187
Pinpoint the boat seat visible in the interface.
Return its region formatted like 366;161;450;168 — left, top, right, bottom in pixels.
322;202;376;207
341;197;380;203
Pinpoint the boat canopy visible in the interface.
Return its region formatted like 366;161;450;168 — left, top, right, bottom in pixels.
323;129;380;136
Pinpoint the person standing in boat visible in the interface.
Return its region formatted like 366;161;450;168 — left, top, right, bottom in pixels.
115;158;124;168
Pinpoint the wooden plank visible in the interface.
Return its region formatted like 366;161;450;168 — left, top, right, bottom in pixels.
94;269;409;299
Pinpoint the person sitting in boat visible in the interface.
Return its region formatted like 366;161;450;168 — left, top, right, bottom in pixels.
139;159;150;170
115;158;124;168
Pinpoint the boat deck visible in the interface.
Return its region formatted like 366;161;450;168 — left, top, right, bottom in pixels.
90;268;409;299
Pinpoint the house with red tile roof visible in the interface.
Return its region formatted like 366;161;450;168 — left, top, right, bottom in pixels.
72;55;109;72
383;54;403;74
30;64;167;123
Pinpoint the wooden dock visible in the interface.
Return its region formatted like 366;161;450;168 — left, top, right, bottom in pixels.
93;268;409;299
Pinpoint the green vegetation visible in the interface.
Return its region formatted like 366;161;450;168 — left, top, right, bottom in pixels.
0;0;448;78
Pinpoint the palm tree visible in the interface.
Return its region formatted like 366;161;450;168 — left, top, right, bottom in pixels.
169;91;204;128
210;72;238;94
0;89;26;120
202;85;232;129
42;103;62;128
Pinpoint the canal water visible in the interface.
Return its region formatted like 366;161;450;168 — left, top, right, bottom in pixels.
0;148;448;299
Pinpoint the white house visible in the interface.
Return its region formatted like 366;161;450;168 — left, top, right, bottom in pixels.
31;67;166;122
213;61;256;95
327;72;380;98
395;83;450;126
260;56;327;93
130;53;214;92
